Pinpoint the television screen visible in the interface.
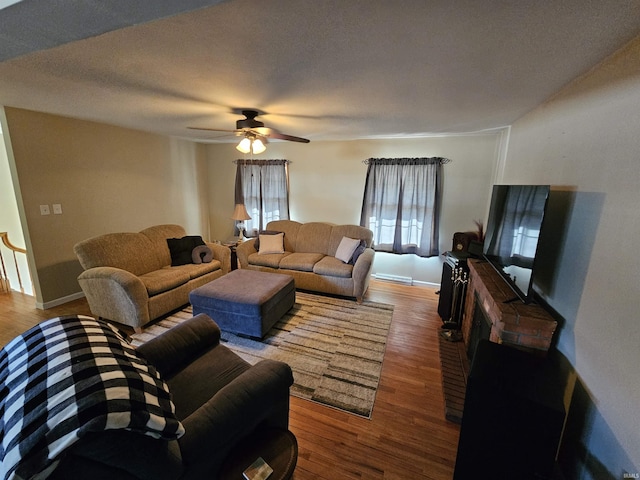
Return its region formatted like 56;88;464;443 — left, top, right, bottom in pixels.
483;184;550;303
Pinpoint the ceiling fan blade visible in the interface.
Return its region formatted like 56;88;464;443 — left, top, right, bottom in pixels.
187;126;238;133
254;127;310;143
269;131;310;143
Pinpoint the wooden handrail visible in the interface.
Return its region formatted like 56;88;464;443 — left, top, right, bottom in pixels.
1;232;27;254
0;232;28;293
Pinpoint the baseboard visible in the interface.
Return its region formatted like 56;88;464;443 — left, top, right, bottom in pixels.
36;291;85;310
372;274;439;288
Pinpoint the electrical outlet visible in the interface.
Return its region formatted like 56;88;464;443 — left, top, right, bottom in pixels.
52;204;63;215
40;205;50;215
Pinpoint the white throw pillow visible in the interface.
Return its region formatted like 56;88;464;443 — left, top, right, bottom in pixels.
258;232;285;254
335;236;361;263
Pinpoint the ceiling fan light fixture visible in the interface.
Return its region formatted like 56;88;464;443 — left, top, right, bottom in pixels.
236;136;252;153
252;137;267;154
236;134;268;154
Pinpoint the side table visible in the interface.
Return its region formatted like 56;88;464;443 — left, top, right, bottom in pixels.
219;428;298;480
222;241;239;270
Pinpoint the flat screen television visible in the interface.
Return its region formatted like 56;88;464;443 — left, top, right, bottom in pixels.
483;184;550;303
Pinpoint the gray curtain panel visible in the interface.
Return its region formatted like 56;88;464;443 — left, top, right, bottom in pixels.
235;159;290;236
360;157;444;257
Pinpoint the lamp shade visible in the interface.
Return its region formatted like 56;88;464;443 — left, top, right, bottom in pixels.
251;137;266;154
236;137;252;154
231;204;251;221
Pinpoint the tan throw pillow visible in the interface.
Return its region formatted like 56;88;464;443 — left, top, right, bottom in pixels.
258;232;285;254
335;236;361;263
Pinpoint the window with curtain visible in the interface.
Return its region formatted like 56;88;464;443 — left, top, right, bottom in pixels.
359;157;446;257
234;159;290;236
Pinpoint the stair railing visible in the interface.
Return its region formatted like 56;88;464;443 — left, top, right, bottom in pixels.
0;232;28;294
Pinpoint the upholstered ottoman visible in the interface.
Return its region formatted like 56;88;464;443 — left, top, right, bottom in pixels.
189;269;295;338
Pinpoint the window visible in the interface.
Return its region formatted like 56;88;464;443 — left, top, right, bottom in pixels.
359;157;446;257
234;159;290;236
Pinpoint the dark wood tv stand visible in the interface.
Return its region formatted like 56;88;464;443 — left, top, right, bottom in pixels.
462;259;557;357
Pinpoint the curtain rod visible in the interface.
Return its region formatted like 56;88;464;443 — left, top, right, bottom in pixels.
362;157;451;165
233;159;291;164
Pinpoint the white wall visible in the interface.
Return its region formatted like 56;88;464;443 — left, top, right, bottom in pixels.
505;36;640;477
205;133;501;284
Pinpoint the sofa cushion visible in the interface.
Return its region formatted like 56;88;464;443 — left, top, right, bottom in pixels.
140;267;191;296
313;256;354;278
279;252;325;272
248;252;290;269
264;220;301;252
258;232;285;254
295;222;332;254
172;261;221;280
167;236;206;266
74;232;162;275
139;224;187;267
335;236;361;263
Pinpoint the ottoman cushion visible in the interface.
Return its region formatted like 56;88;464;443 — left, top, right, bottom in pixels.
189;270;295;338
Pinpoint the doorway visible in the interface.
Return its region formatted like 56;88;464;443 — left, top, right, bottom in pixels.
0;119;33;296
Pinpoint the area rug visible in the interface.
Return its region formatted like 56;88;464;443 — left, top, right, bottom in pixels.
130;291;394;418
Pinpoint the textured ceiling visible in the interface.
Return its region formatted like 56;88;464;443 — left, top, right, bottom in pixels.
1;0;639;142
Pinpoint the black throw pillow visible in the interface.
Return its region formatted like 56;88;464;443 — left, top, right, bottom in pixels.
167;236;206;266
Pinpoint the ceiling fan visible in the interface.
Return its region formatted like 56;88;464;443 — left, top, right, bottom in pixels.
188;109;310;154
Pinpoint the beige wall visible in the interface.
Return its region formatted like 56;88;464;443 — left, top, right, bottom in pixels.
205;133;501;284
3;107;210;307
504;36;640;475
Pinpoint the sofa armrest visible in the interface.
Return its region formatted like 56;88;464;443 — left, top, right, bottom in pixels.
178;359;293;477
206;241;232;274
235;239;257;268
352;248;375;302
136;314;221;379
77;266;150;327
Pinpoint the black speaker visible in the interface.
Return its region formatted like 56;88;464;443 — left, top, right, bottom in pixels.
452;231;479;253
454;341;566;480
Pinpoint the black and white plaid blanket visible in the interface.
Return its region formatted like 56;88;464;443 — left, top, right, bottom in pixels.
0;315;184;480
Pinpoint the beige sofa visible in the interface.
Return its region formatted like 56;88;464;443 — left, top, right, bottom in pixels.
236;220;375;302
74;224;231;332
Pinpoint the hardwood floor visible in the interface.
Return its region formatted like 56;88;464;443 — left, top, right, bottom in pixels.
0;279;460;479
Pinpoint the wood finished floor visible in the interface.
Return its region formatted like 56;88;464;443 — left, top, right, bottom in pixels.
0;280;460;479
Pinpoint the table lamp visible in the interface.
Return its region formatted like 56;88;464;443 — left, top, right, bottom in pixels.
231;204;251;241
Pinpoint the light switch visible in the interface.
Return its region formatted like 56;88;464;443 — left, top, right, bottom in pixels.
53;204;63;215
40;205;50;215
